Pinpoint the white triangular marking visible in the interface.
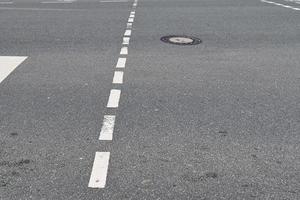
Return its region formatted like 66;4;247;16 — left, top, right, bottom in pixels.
0;56;27;84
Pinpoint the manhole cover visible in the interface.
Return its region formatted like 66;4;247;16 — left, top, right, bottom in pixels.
161;35;201;45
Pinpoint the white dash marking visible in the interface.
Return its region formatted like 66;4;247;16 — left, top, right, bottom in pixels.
0;7;81;11
100;0;128;2
127;23;133;29
88;152;110;188
128;18;134;23
123;37;130;45
99;115;116;140
124;29;132;36
130;11;135;14
0;2;13;4
41;1;73;3
120;47;128;55
0;56;27;84
261;0;300;10
129;14;135;18
113;71;124;84
116;58;126;68
107;89;121;108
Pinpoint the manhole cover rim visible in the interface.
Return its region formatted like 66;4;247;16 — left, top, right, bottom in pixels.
160;35;202;45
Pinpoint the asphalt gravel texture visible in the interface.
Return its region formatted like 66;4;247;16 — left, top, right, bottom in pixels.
0;0;300;199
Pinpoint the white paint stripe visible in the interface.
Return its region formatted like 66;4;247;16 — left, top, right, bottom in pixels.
116;58;126;68
41;1;73;3
0;7;81;11
113;71;124;84
261;0;300;10
120;47;128;55
42;0;76;2
133;3;137;6
129;14;135;18
127;23;133;29
107;89;121;108
130;11;135;14
99;115;116;140
0;56;27;84
100;0;128;2
122;37;130;45
88;152;110;188
0;2;13;4
124;30;132;36
128;18;134;22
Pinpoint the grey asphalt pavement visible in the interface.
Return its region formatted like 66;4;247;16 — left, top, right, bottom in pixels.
0;0;300;199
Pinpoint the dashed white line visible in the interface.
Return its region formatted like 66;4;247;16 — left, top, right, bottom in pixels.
116;57;126;68
0;7;81;11
124;30;132;36
89;0;138;190
127;23;133;29
41;1;73;3
99;115;116;140
0;1;13;4
113;71;124;84
100;0;128;2
0;56;27;84
120;47;128;55
88;152;110;188
291;6;300;9
261;0;300;10
129;14;135;18
122;37;130;45
287;0;300;5
128;18;134;23
107;89;121;108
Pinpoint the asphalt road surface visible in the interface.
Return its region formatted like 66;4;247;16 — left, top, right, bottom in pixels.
0;0;300;199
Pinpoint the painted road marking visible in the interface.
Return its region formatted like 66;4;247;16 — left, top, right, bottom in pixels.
100;0;128;2
261;0;300;10
129;14;135;18
0;7;81;11
107;89;121;108
284;0;300;4
120;47;128;55
127;23;133;29
116;58;126;68
123;37;130;45
41;2;72;3
130;11;135;14
99;115;116;140
128;18;134;23
0;1;13;4
88;152;110;188
89;0;138;190
124;30;132;36
41;0;75;3
0;56;27;84
113;71;124;84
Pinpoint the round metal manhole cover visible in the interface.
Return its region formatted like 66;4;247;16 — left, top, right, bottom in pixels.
161;35;201;45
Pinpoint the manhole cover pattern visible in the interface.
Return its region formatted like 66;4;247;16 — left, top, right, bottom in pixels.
161;35;201;45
